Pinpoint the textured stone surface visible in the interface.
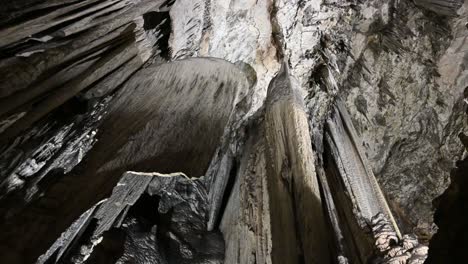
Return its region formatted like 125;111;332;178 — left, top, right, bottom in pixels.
169;0;280;114
219;125;274;264
0;0;467;263
170;0;468;238
270;0;467;238
38;171;223;264
263;63;330;263
0;57;252;263
343;1;468;238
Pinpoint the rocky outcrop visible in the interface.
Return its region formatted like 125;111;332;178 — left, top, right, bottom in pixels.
371;214;429;264
0;0;466;263
342;2;468;238
0;56;253;263
37;171;223;264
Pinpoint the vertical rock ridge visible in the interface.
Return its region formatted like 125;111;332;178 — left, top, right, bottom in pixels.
0;0;466;263
263;63;330;263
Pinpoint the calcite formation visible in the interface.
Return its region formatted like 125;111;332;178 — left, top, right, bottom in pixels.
0;0;466;263
0;56;254;262
37;171;223;264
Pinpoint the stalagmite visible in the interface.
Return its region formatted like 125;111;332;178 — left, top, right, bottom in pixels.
326;101;400;235
321;100;401;262
263;62;330;263
0;0;467;263
322;101;430;263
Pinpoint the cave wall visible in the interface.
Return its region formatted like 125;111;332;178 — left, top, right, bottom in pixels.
0;0;467;263
168;0;468;238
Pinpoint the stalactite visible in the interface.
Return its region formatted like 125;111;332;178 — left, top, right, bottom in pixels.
0;0;466;263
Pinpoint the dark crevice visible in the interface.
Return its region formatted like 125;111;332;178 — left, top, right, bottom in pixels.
61;218;100;262
127;193;162;230
142;11;172;60
0;0;83;30
161;0;177;9
58;96;90;116
427;89;468;262
84;228;126;264
214;157;239;229
290;174;306;264
426;152;468;263
268;2;285;62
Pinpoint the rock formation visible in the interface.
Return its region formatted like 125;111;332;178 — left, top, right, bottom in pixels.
0;0;466;263
37;171;223;264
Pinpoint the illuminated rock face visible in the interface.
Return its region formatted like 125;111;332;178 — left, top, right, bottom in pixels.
0;0;467;263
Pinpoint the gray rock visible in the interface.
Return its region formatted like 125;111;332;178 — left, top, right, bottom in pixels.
38;171;223;264
0;0;466;263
